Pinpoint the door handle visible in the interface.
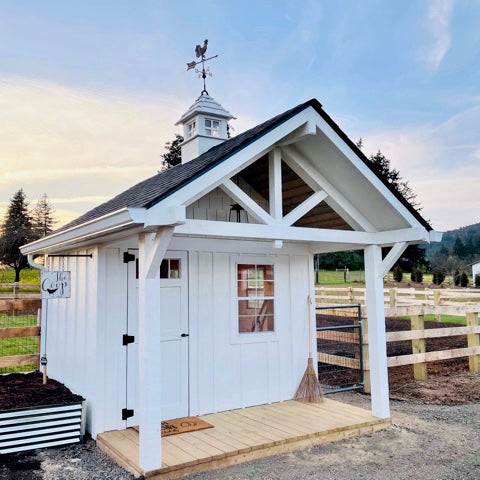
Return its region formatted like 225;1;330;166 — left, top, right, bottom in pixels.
181;333;189;337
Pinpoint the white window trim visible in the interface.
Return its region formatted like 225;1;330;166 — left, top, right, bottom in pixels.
187;120;197;139
230;256;277;345
204;117;220;137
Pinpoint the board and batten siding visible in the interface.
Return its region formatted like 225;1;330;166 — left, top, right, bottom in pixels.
172;237;312;416
42;248;98;434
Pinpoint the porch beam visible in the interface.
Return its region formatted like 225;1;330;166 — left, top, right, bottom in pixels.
282;146;376;231
175;220;431;246
364;244;390;419
282;190;328;226
269;148;283;222
220;179;274;225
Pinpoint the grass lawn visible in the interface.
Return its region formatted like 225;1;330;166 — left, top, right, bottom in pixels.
0;313;38;374
0;268;40;293
315;270;365;286
399;314;467;325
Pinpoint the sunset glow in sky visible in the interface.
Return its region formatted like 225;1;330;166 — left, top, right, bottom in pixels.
1;0;480;232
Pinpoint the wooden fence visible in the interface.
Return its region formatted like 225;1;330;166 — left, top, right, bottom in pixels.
0;283;40;299
0;299;42;371
315;287;480;390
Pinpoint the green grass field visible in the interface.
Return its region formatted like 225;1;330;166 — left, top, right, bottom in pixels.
399;314;466;325
0;313;38;374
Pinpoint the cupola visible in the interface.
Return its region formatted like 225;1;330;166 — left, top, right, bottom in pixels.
175;93;235;164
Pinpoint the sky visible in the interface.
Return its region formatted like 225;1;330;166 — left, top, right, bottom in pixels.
1;0;479;233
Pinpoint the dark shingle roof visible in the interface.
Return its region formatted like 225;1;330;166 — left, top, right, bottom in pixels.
55;98;431;235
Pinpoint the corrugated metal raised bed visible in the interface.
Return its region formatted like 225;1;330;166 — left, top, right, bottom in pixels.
0;401;85;454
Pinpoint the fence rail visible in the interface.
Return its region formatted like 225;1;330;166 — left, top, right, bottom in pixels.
315;286;480;310
0;283;40;300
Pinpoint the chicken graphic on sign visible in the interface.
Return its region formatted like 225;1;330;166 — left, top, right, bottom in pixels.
41;271;71;299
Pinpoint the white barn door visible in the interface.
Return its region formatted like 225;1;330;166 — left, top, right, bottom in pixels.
159;251;189;420
125;250;189;423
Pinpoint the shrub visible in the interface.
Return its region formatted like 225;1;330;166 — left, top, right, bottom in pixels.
475;274;480;288
460;271;469;287
432;269;445;285
393;266;403;283
454;269;461;286
410;267;423;283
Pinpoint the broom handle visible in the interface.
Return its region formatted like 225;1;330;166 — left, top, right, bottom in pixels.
308;295;313;358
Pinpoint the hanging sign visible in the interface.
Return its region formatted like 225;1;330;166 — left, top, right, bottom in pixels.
41;271;71;299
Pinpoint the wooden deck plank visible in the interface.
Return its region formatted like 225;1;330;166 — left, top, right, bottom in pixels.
99;399;391;480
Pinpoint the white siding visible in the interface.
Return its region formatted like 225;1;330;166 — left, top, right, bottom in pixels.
171;237;311;416
42;248;98;434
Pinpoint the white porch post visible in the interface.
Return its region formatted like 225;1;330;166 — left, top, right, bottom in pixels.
364;244;390;419
137;227;174;471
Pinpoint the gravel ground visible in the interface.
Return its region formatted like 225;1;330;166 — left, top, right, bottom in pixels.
1;390;479;480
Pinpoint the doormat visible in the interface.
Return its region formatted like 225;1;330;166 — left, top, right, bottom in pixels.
133;417;214;437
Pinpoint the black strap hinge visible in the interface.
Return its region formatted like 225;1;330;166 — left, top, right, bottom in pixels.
122;334;135;346
122;408;134;420
123;252;135;263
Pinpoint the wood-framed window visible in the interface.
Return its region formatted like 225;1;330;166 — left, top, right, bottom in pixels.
204;118;220;137
237;264;274;333
187;121;197;138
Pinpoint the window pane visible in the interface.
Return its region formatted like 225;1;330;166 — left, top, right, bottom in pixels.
264;281;274;296
239;316;255;333
237;281;248;297
169;259;180;278
238;264;254;280
263;265;274;281
205;119;211;127
256;299;274;316
160;259;168;278
238;300;254;316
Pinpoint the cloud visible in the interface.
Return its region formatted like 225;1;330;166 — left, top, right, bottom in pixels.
0;76;187;226
420;0;453;70
357;102;480;231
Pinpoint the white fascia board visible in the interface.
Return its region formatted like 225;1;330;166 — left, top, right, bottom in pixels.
21;208;139;255
311;111;424;229
429;230;443;243
143;204;186;227
160;110;316;208
175;220;433;246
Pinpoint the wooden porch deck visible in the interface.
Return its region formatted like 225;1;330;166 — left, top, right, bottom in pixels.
97;399;390;479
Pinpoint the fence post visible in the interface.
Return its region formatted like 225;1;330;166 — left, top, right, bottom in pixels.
361;315;371;393
389;288;396;308
466;312;479;372
411;315;427;380
434;291;441;322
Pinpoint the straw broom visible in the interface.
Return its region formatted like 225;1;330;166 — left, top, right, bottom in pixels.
294;295;323;403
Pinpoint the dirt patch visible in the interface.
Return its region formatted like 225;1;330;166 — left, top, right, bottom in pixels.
0;372;83;411
390;372;480;404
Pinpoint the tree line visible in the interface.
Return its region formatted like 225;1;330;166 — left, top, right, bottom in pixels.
0;189;56;282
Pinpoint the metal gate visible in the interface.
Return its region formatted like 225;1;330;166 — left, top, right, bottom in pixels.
316;304;364;394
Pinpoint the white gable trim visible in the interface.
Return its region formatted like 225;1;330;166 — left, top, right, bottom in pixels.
282;190;328;226
310;110;423;229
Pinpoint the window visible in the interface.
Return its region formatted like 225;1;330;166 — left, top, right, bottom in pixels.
237;264;274;333
160;258;181;279
205;118;220;137
187;121;196;139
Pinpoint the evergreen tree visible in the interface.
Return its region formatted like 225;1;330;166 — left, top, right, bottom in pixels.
0;189;38;282
32;193;56;237
369;150;419;208
160;134;183;170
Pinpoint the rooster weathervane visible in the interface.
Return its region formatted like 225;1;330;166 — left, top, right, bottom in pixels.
186;39;218;95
